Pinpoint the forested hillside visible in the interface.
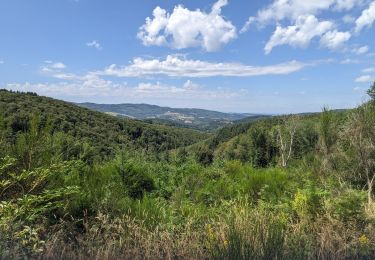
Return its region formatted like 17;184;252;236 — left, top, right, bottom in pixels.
1;84;375;259
0;90;210;163
190;110;347;166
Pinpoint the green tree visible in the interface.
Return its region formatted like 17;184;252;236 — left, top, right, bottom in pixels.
367;81;375;100
195;144;214;166
319;107;336;156
318;107;338;172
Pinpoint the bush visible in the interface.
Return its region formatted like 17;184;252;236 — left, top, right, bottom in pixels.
292;184;326;220
326;189;367;223
118;160;155;199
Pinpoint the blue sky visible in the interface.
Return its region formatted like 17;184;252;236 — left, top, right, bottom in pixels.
0;0;374;113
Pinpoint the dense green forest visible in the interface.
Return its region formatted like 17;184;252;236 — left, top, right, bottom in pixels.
1;83;375;259
0;90;209;162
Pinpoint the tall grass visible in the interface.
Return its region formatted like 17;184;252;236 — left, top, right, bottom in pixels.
2;156;375;259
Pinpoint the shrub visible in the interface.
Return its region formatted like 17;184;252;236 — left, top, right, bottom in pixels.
118;160;155;199
292;185;326;220
326;189;367;223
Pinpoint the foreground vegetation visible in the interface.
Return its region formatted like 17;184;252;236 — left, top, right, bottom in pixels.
1;84;375;259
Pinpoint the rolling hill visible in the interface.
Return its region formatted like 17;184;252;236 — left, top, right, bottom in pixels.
0;90;210;161
77;102;260;131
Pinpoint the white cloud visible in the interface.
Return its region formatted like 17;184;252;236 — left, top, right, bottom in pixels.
86;40;102;50
4;79;241;103
257;1;331;24
183;80;199;90
355;1;375;33
264;15;334;54
240;17;255;34
137;0;237;52
320;30;351;50
362;67;375;73
247;0;363;27
240;0;369;53
40;61;66;73
135;82;187;93
98;55;306;77
355;74;373;82
334;0;365;11
0;60;4;64
135;80;202;94
50;62;66;69
341;58;361;64
353;45;369;54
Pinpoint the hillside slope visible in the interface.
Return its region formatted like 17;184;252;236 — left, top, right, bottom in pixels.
190;109;349;166
0;90;210;159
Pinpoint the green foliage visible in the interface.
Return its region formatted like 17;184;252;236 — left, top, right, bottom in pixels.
326;189;366;223
213;115;319;168
195;143;214;165
118;159;155;199
292;185;326;220
0;89;209;162
0;157;80;257
367;81;375;100
319;107;337;155
339;102;375;203
2;89;375;258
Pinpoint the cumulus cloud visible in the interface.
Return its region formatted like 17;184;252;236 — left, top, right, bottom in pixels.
247;0;363;27
334;0;365;11
98;55;306;78
137;0;237;52
241;0;368;53
353;45;369;54
355;74;373;82
256;1;332;25
320;30;351;50
86;40;102;50
355;1;375;32
264;15;334;54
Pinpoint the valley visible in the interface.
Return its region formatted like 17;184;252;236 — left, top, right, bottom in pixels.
1;86;375;259
77;102;263;131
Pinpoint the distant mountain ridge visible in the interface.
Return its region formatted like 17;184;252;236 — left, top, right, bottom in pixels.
77;102;261;131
